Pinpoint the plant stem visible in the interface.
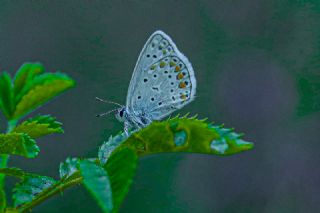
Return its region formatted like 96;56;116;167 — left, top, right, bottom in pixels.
0;155;9;186
0;120;18;204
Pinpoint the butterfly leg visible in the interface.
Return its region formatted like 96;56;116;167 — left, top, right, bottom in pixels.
124;122;130;136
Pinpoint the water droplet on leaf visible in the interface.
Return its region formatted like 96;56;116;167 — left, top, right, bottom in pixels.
174;130;187;146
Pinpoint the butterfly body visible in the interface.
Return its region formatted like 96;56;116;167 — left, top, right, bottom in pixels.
114;30;196;135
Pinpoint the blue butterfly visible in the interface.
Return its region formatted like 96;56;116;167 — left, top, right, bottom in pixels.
97;30;196;135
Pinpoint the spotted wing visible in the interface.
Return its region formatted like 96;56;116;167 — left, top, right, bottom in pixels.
126;30;196;120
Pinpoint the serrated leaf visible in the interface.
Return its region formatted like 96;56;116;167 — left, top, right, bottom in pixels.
13;175;56;207
13;115;63;138
114;116;254;156
98;132;128;165
13;63;44;104
12;72;75;119
0;72;14;118
79;160;113;213
3;208;19;213
105;147;138;212
0;133;39;158
59;157;79;179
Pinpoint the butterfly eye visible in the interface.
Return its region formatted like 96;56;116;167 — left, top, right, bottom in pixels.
119;109;124;117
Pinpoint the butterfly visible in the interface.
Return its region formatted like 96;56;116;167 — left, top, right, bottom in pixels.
97;30;196;135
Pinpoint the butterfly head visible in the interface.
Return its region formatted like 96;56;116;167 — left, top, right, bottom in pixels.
115;107;127;122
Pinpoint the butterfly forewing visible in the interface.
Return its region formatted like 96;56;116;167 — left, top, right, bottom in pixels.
126;31;196;120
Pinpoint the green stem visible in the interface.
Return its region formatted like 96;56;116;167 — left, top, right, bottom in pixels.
0;119;18;205
0;155;9;186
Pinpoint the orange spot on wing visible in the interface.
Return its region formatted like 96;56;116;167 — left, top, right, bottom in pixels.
159;61;166;68
180;94;187;100
179;82;186;88
177;72;184;80
175;66;180;72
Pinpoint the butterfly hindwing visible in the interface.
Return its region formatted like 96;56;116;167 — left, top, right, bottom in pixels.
126;31;196;120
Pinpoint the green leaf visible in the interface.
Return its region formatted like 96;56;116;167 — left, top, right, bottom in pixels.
13;63;44;104
13;115;63;138
104;148;138;212
59;157;79;179
98;132;128;165
0;133;39;158
79;160;113;213
13;175;56;207
3;208;19;213
12;72;75;119
0;72;14;118
208;124;253;155
113;116;254;156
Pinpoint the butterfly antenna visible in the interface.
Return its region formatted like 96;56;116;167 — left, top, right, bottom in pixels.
95;97;123;107
96;109;118;117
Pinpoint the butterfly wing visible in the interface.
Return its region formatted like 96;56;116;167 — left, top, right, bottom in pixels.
126;30;196;120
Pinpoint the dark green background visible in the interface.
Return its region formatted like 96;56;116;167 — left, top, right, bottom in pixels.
1;0;320;212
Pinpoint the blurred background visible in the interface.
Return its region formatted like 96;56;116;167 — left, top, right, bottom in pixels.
1;0;320;212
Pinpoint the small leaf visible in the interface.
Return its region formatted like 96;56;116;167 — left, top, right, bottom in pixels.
104;148;138;212
59;157;79;179
79;160;113;213
13;63;44;104
12;72;75;119
3;208;19;213
0;133;39;158
13;175;56;207
0;72;14;118
98;132;128;165
13;115;63;138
